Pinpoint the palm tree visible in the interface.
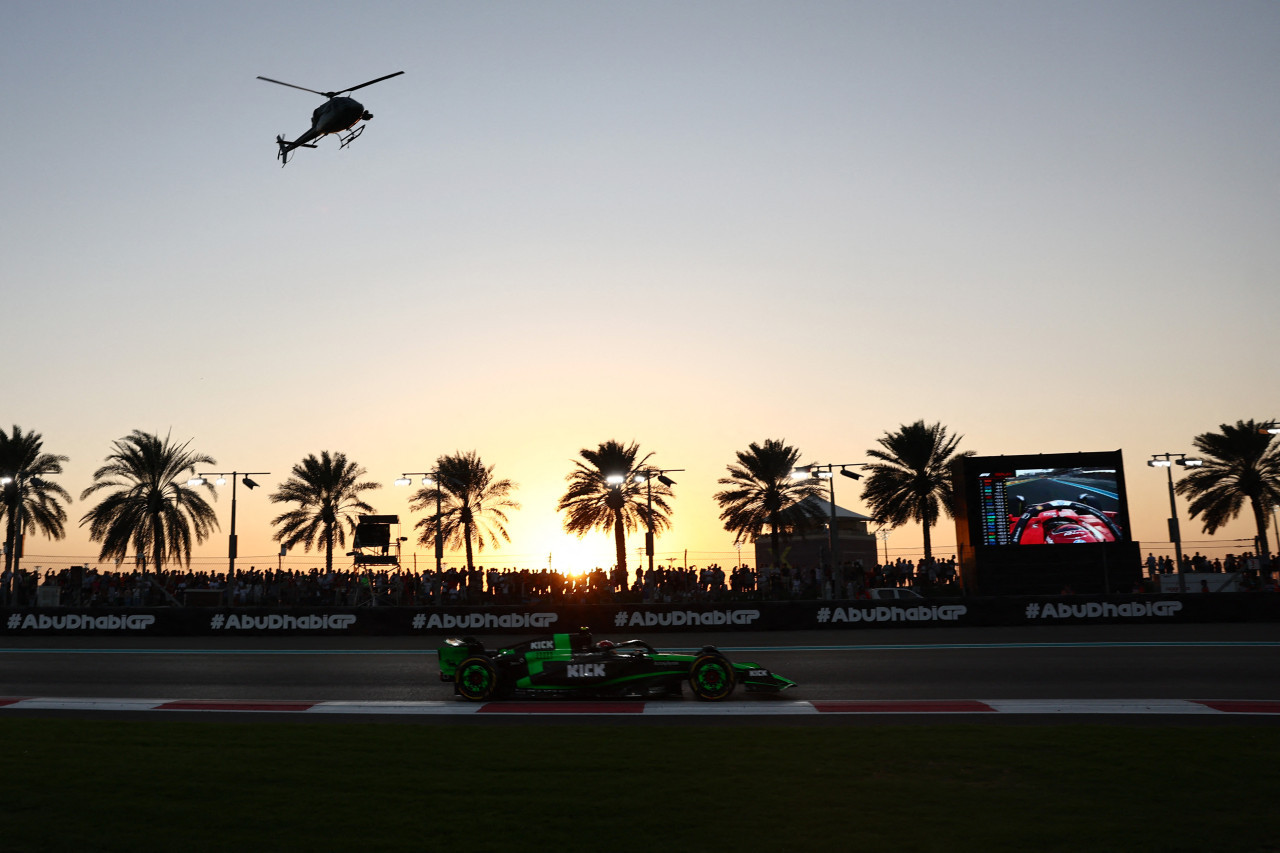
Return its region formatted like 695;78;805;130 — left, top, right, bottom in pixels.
861;420;972;563
714;438;825;569
79;430;218;573
1175;419;1280;558
410;451;521;570
1;425;73;594
269;450;381;573
558;440;672;574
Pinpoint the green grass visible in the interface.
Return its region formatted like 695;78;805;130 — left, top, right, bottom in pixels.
2;720;1277;853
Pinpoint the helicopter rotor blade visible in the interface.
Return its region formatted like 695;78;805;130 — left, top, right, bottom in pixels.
257;76;331;97
340;71;405;95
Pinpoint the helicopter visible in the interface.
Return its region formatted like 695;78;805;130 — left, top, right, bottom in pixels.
256;71;404;165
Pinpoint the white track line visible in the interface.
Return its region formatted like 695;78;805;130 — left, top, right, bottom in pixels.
985;699;1220;715
307;701;465;715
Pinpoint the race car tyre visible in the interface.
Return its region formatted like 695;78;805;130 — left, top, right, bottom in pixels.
455;656;500;701
688;654;736;701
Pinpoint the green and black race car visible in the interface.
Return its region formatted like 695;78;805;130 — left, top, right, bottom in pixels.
438;630;796;701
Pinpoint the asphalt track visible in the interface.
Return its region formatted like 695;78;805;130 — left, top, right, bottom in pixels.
3;623;1278;725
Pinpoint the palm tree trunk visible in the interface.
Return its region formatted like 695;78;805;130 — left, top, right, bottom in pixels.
3;504;20;607
464;520;475;572
2;510;13;605
9;492;28;575
324;525;334;574
4;506;17;575
613;509;627;573
1253;498;1271;558
150;516;164;578
769;512;782;569
921;519;933;564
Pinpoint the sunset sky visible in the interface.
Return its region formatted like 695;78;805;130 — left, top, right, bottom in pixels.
4;1;1277;575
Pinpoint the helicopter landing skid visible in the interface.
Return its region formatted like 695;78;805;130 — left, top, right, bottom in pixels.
339;125;366;149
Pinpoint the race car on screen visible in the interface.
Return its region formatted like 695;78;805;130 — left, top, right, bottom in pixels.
1008;497;1124;544
438;630;795;701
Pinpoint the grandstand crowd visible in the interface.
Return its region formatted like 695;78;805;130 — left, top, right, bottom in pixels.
2;557;962;608
7;551;1278;608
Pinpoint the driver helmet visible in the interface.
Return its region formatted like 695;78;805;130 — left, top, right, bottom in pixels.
1043;520;1101;544
596;640;615;650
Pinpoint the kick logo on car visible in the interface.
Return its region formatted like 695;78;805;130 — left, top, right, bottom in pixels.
566;663;606;678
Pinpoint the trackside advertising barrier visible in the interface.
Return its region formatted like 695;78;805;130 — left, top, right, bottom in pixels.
2;594;1278;635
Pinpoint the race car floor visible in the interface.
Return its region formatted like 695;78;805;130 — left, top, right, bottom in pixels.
3;697;1280;716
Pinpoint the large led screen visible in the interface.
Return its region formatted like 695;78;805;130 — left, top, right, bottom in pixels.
962;452;1131;547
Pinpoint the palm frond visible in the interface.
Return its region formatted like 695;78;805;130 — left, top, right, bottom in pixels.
860;420;970;561
556;440;673;571
713;439;824;556
267;450;382;571
77;430;217;571
1174;419;1280;551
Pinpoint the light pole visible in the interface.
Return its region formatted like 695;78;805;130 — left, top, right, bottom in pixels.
792;463;866;583
874;525;891;568
631;467;683;576
187;471;269;579
1148;453;1201;591
396;471;445;571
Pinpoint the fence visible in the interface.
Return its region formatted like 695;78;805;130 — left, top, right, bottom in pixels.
3;593;1277;636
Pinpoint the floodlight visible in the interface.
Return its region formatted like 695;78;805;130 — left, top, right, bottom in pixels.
1177;458;1203;467
605;474;626;485
242;477;259;489
394;477;411;486
657;474;676;487
840;468;862;480
1148;460;1172;468
187;477;206;486
216;477;228;486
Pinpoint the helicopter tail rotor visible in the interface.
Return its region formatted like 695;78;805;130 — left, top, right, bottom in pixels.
275;134;318;166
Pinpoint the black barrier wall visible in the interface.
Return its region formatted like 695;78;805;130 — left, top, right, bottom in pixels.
3;595;1278;636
